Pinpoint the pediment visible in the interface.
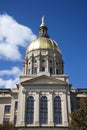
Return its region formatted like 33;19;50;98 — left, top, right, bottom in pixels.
21;75;67;85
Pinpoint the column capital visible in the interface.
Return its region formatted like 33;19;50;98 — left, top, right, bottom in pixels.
22;88;26;94
49;91;53;94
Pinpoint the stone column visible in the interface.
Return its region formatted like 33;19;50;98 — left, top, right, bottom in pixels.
47;56;49;72
54;60;56;75
16;86;22;127
62;91;68;126
31;54;33;74
48;92;54;126
38;56;41;73
21;89;26;126
10;97;15;124
23;61;25;75
34;92;40;126
54;54;56;74
67;91;71;122
24;61;27;75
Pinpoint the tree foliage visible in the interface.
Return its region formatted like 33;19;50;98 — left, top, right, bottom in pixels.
69;97;87;130
0;122;18;130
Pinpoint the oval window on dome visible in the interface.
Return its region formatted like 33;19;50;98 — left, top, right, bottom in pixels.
42;59;45;62
50;60;52;63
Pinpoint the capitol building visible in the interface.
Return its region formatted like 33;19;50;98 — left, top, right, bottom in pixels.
0;17;87;130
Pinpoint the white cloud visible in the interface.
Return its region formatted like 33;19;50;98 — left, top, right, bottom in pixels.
0;67;22;89
0;13;36;61
0;77;19;89
0;66;22;76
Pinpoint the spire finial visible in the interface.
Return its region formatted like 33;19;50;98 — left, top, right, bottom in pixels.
40;16;45;27
42;16;45;25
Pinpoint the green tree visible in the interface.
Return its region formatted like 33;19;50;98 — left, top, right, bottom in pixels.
0;122;18;130
69;97;87;130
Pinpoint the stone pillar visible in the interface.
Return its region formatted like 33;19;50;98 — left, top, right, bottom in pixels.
47;56;49;72
16;86;22;127
31;54;33;74
54;60;56;75
20;89;26;126
38;56;41;73
48;92;54;126
34;92;40;126
23;61;25;75
62;91;68;126
67;91;71;122
24;61;27;75
54;54;56;75
10;97;15;124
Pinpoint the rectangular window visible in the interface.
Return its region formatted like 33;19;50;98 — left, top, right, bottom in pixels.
15;101;18;111
33;67;37;74
56;69;58;74
42;67;45;72
14;115;17;125
5;105;11;113
50;67;53;74
27;69;30;75
4;117;10;123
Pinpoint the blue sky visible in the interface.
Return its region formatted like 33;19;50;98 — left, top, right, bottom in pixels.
0;0;87;89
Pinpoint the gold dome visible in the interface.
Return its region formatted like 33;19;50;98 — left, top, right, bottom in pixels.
26;37;61;54
26;17;61;54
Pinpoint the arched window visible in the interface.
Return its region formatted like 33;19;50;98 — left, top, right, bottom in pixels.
54;96;62;124
26;96;34;124
40;96;48;124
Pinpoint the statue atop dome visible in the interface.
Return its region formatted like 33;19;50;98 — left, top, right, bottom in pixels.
41;16;45;26
39;16;49;37
40;16;46;27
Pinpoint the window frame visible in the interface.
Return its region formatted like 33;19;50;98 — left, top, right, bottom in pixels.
33;67;37;74
54;96;62;124
4;117;10;123
15;101;18;111
50;67;53;74
26;96;34;124
40;96;48;124
4;105;11;113
42;67;45;72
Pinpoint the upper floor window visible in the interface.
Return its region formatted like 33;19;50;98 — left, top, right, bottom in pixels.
34;59;37;63
42;59;45;62
15;101;18;111
50;60;52;63
40;96;48;124
26;96;34;124
54;96;62;124
4;105;11;113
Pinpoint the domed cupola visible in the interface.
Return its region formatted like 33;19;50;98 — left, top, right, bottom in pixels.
39;16;49;38
23;17;64;76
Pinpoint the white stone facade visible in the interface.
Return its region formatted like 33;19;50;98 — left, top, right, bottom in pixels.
0;89;18;124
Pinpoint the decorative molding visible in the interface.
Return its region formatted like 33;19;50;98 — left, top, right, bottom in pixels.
22;89;26;94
